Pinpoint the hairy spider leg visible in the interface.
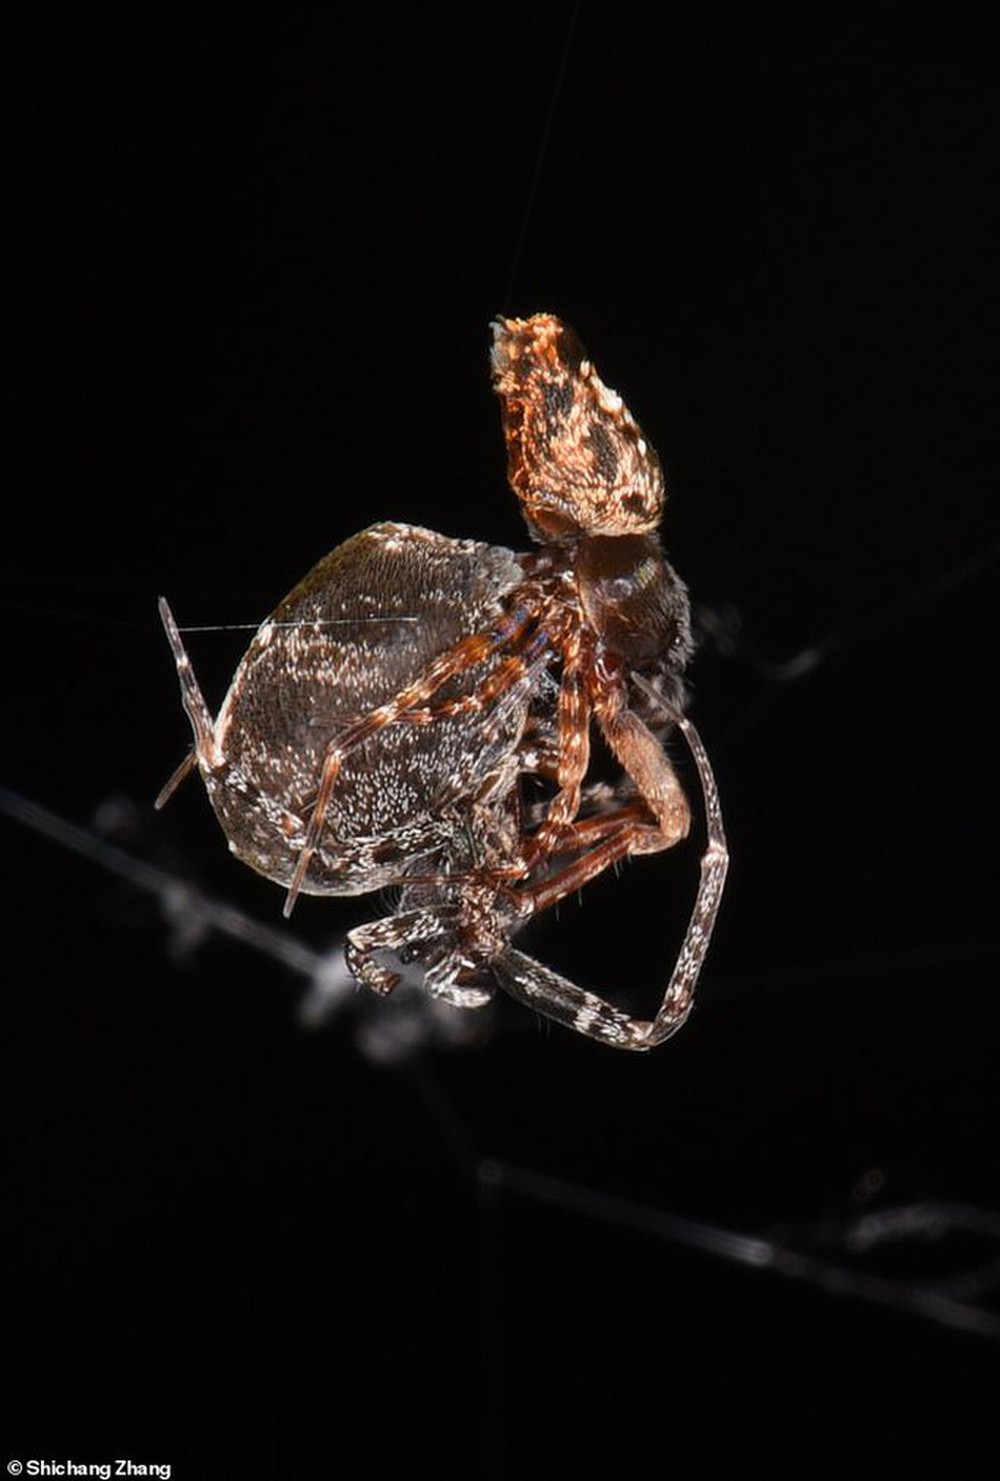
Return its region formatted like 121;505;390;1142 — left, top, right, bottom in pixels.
526;800;661;857
495;714;728;1050
514;808;671;918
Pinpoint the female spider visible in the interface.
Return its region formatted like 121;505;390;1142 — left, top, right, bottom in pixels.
159;314;727;1048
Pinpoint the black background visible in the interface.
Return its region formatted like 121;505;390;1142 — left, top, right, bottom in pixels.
7;8;998;1478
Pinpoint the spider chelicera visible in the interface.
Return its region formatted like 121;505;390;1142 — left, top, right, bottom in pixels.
158;313;728;1049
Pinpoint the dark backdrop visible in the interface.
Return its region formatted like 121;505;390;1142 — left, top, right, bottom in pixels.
7;9;998;1478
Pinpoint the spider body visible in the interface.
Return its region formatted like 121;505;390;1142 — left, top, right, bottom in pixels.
160;313;728;1048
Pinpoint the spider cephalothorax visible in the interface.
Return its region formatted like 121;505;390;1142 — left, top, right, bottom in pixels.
159;313;727;1049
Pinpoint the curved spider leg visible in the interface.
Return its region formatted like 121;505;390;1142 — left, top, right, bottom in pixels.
283;609;547;916
513;628;689;873
494;714;728;1050
594;681;692;845
344;903;460;996
344;903;492;1008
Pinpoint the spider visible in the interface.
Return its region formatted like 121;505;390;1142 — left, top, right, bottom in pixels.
158;313;728;1049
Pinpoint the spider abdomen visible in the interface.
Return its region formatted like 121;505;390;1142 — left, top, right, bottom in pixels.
202;523;529;895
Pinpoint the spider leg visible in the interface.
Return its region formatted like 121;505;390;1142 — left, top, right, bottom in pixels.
496;715;728;1050
345;906;456;996
512;813;666;919
528;801;664;859
385;633;552;729
595;685;692;844
515;628;688;870
512;696;692;912
521;639;594;864
493;948;651;1048
344;905;492;1008
154;748;197;810
156;598;222;800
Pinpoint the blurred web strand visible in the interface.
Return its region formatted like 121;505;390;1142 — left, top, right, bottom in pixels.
1;786;323;979
0;786;481;1062
697;540;1000;685
482;1163;1000;1343
3;784;998;1343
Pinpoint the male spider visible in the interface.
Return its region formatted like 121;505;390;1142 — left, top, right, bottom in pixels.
159;313;728;1049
